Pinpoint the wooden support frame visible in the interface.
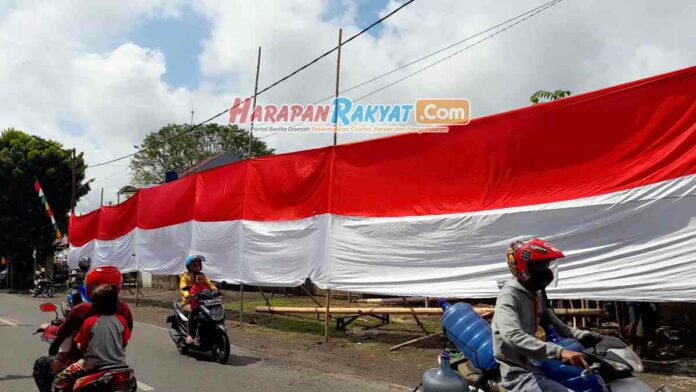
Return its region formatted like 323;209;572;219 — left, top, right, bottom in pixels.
402;297;429;335
257;286;272;307
335;313;389;332
299;284;327;321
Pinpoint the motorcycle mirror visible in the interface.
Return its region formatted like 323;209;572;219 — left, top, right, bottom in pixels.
39;303;57;313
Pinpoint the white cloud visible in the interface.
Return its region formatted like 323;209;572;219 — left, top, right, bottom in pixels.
1;0;695;214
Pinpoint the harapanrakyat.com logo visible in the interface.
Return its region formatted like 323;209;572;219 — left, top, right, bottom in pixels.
227;97;470;133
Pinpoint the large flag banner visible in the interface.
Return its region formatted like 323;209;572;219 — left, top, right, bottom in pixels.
69;66;696;301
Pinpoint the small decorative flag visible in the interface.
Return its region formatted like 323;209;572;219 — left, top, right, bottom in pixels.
34;179;62;239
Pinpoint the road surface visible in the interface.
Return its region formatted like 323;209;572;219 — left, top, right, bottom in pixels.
0;293;407;392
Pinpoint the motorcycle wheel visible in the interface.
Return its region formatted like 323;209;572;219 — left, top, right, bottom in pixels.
211;331;230;364
45;287;55;297
169;319;188;355
129;377;138;392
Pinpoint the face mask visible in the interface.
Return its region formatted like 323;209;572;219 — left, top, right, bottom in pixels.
527;268;555;291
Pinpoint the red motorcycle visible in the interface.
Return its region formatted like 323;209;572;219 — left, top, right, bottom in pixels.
35;302;137;392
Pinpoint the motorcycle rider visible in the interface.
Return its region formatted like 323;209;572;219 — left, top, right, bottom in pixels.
69;256;91;287
33;265;133;392
179;255;218;345
34;267;49;293
492;238;605;392
52;283;132;391
67;256;91;306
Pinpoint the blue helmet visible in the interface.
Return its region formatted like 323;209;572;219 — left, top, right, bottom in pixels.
185;255;205;271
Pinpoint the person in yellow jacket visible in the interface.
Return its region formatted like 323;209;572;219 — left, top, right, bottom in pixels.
179;255;218;344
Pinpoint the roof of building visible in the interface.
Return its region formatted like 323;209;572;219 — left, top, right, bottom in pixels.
178;151;242;177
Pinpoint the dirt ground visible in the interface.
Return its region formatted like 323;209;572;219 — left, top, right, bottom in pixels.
118;287;696;391
34;286;696;391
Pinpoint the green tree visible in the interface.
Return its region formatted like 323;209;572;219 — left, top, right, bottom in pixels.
129;123;275;185
0;129;89;287
530;89;571;104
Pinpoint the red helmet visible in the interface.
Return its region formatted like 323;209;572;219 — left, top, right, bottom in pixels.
506;238;564;283
85;265;122;297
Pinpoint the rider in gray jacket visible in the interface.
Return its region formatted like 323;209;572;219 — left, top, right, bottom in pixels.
492;238;604;392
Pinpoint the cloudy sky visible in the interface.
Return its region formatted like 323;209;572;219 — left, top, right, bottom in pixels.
1;0;695;214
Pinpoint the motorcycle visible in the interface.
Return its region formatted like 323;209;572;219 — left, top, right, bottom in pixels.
438;298;669;392
34;302;137;392
62;283;89;317
167;288;230;363
31;278;56;298
452;335;665;391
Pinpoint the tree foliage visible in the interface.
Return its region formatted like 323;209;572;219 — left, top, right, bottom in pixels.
0;129;89;284
530;89;572;104
129;123;275;185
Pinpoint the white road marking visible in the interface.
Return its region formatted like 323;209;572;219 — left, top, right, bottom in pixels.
137;380;155;391
0;316;18;326
136;321;169;331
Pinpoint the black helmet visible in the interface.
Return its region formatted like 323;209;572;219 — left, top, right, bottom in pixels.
78;256;91;272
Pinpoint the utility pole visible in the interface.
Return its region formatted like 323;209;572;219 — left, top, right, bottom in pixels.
325;29;343;343
247;46;262;159
333;28;343;146
100;188;104;206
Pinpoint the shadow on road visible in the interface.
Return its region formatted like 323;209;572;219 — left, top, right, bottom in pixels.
186;351;262;367
226;355;262;367
0;373;34;382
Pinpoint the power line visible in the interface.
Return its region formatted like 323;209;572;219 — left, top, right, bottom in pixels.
80;194;101;210
314;0;562;103
92;166;130;184
354;0;563;102
262;0;562;140
87;0;416;168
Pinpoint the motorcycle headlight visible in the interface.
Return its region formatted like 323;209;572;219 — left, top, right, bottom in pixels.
604;358;632;373
608;347;644;373
210;306;225;322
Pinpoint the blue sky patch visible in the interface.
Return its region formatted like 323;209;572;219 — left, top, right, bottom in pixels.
322;0;390;35
126;7;210;89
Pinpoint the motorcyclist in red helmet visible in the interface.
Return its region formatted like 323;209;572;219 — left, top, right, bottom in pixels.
33;265;133;392
492;238;605;392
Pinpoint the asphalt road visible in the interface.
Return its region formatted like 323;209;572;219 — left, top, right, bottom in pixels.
0;293;407;392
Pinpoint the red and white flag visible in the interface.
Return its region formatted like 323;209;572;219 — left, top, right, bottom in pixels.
69;66;696;301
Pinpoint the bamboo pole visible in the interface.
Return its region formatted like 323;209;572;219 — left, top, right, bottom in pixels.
258;286;271;307
324;290;331;342
615;301;624;340
239;284;244;327
403;297;429;335
246;46;262;158
135;271;140;308
390;332;443;351
333;28;342;146
355;297;459;305
299;284;325;320
581;299;587;328
256;306;603;317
